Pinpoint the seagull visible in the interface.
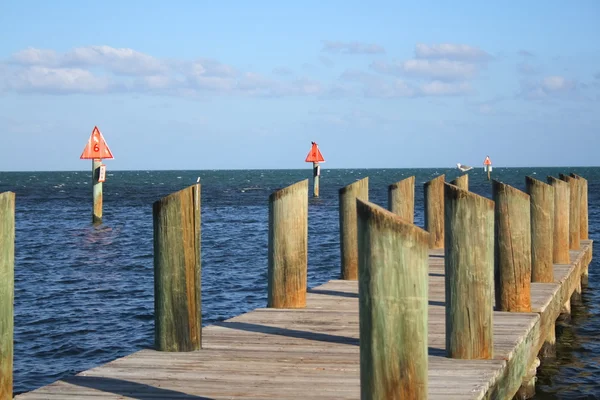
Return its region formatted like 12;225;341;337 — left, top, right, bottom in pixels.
456;163;474;172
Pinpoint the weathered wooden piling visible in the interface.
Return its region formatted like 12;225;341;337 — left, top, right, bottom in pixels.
424;175;445;249
571;173;589;285
339;177;369;280
356;199;429;399
525;177;554;283
0;192;15;400
387;176;415;223
492;180;532;312
570;173;588;240
92;159;103;224
547;177;570;264
444;183;494;359
153;184;202;351
560;174;581;250
268;180;309;308
450;174;468;191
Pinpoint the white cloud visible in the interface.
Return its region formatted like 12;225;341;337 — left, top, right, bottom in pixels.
63;46;167;75
322;40;385;54
517;62;541;75
542;76;575;91
272;66;293;76
8;66;111;93
12;46;166;76
371;59;478;81
12;48;60;66
420;81;472;96
520;75;578;100
415;43;491;62
518;50;535;58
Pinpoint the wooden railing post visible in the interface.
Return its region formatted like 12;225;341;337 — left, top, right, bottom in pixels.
445;183;494;359
153;184;202;351
357;199;429;399
492;180;532;312
570;173;588;240
0;192;15;400
559;174;580;250
547;177;570;264
387;176;415;223
268;180;308;308
339;177;369;280
424;175;445;249
525;177;554;283
450;174;468;191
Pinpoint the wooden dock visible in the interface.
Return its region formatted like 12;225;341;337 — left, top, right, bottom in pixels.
15;241;592;400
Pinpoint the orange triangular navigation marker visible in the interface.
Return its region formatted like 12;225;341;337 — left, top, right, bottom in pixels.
305;142;325;163
80;126;114;160
483;156;492;166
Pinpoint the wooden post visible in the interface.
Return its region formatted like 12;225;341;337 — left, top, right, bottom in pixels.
571;173;589;285
153;184;202;351
339;177;369;280
268;180;308;308
525;177;554;283
0;192;15;400
547;177;570;264
92;159;103;224
445;183;494;359
570;173;588;240
312;162;320;197
450;174;468;191
492;180;532;312
387;176;415;223
424;175;445;249
559;174;580;250
356;199;429;399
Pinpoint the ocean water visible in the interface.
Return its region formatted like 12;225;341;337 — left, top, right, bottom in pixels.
0;167;598;399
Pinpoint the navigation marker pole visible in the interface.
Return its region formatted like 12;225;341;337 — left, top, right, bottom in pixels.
80;126;114;224
304;142;325;198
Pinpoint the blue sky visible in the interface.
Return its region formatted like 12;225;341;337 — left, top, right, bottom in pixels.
1;1;598;171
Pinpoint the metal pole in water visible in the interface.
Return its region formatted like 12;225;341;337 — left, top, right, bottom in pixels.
312;162;320;197
92;159;103;224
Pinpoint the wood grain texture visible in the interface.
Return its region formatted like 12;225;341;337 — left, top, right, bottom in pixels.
339;178;369;280
444;183;494;359
14;242;593;400
450;174;468;191
0;192;15;400
526;177;554;283
268;180;309;308
153;184;202;351
92;160;102;225
547;177;570;264
571;174;588;240
387;176;415;223
492;181;532;312
559;174;580;250
356;199;429;400
424;175;445;249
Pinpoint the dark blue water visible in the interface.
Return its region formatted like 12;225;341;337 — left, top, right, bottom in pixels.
1;167;598;398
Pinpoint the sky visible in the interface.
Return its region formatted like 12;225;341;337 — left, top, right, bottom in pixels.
0;1;599;171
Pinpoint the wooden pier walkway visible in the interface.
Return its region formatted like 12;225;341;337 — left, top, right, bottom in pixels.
15;241;592;400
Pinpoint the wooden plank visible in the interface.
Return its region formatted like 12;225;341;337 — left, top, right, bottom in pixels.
15;243;593;400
